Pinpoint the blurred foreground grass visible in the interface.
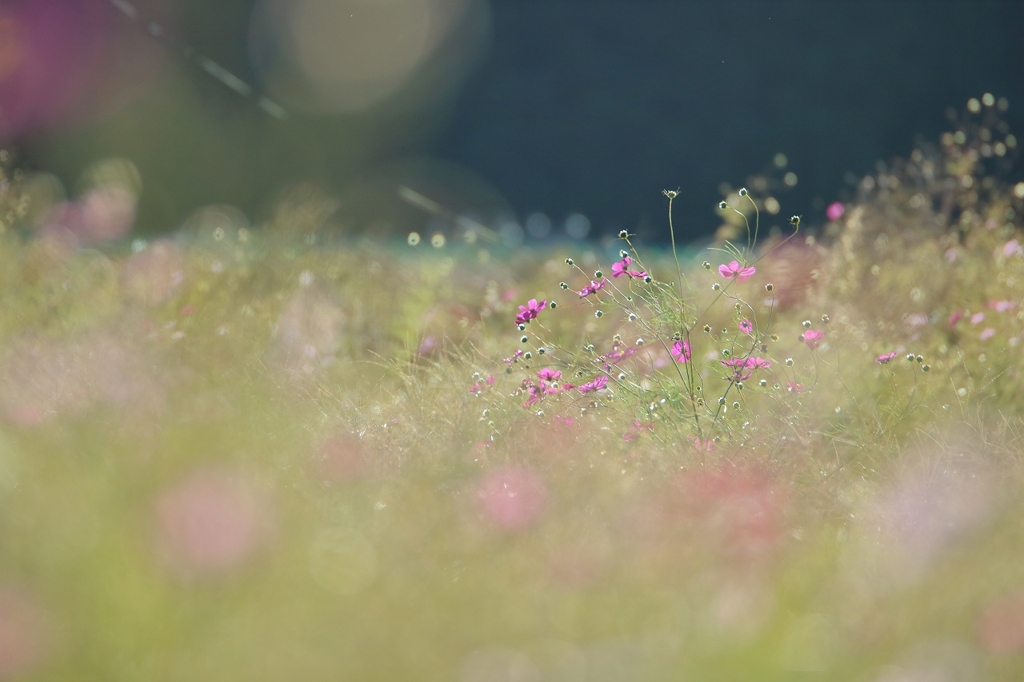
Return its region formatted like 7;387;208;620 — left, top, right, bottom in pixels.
2;108;1024;680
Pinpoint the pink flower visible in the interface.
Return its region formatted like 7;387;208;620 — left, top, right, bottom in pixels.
801;329;825;349
602;347;637;364
476;467;548;532
515;298;547;325
537;368;562;381
826;202;845;221
875;352;898;364
971;312;985;325
989;300;1017;312
738;319;753;335
671;339;691;363
577;375;608;394
786;381;804;393
980;327;996;341
949;310;964;328
611;256;632;277
578;279;608;298
718;260;756;281
721;356;770;381
1004;239;1023;258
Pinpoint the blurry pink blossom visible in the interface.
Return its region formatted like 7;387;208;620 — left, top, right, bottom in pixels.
970;312;985;325
1003;239;1023;258
826;202;845;221
786;381;804;392
876;352;898;364
989;300;1017;312
577;375;608;394
0;588;50;679
980;328;996;341
475;467;548;532
738;319;753;335
155;468;274;578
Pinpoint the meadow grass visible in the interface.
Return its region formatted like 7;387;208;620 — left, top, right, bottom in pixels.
0;100;1024;680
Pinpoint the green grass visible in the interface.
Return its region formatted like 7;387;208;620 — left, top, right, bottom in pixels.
1;101;1024;680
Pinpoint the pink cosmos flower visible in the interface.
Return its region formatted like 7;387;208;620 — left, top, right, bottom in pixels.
949;310;964;328
980;328;996;341
718;260;756;281
577;375;608;394
876;352;898;364
671;339;691;363
721;356;770;381
802;329;825;348
578;278;608;298
786;381;804;393
537;368;562;381
971;312;985;325
738;319;753;335
1004;239;1023;258
602;347;637;364
611;256;632;277
515;298;547;325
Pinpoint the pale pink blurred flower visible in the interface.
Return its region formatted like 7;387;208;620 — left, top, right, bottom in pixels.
826;202;845;221
979;592;1024;654
718;260;756;281
577;375;608;394
0;588;50;679
970;312;985;325
155;468;274;578
876;352;898;364
475;467;548;532
786;381;804;392
980;328;996;341
949;310;964;328
1004;239;1023;258
989;300;1017;312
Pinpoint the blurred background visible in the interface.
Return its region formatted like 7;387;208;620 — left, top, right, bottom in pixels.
1;0;1023;244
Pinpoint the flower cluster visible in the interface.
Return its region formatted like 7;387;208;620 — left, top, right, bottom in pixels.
522;367;573;406
721;356;771;382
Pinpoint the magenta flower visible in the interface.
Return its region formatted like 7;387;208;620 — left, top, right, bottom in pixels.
578;278;608;298
537;368;562;381
721;356;770;382
718;260;756;281
826;202;845;222
577;375;608;394
671;339;691;363
949;310;964;328
611;256;632;277
875;352;898;364
515;298;547;325
786;381;804;393
738;319;753;335
802;329;825;349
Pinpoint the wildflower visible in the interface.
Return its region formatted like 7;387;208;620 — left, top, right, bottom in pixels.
786;381;804;393
611;256;632;277
875;352;898;364
981;328;996;341
949;310;964;328
602;347;637;365
971;312;985;325
577;375;608;394
989;300;1017;312
671;339;691;363
718;260;756;281
738;319;753;335
537;368;562;382
721;356;770;382
515;298;547;325
578;279;607;298
802;329;825;349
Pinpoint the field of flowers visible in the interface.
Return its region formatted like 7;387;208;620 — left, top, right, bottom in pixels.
1;100;1024;680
